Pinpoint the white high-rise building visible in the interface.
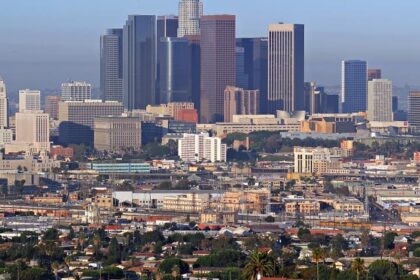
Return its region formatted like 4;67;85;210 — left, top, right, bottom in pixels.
0;76;9;128
19;89;41;112
367;79;393;122
61;81;91;101
178;133;227;163
294;147;331;174
15;111;50;152
177;0;203;37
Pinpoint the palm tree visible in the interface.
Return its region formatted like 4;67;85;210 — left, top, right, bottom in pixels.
171;265;180;279
312;248;325;280
243;251;276;280
351;257;365;280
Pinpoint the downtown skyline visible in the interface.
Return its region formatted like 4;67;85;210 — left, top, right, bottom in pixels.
1;0;420;91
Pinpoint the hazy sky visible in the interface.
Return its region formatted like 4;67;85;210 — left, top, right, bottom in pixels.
1;0;420;92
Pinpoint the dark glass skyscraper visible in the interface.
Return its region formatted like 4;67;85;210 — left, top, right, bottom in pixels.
100;29;123;102
123;15;157;110
341;60;368;113
157;16;179;104
185;35;201;112
236;38;268;113
200;15;236;123
159;37;191;103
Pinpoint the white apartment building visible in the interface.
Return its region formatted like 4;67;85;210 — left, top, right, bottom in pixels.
368;79;393;122
0;77;8;128
61;81;92;101
15;111;50;152
294;147;332;174
178;133;227;162
19;89;41;112
177;0;203;37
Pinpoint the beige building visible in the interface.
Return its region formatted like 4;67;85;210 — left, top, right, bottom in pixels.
0;77;8;128
294;147;332;174
224;86;259;122
368;79;393;122
163;193;211;212
285;199;320;214
15;111;50;152
19;89;41;112
168;102;195;118
215;114;300;137
45;96;61;120
94;116;141;152
332;198;364;213
145;104;169;116
200;210;237;224
0;152;60;173
221;189;269;214
268;23;304;113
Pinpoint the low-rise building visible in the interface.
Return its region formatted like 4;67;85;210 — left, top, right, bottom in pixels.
284;199;320;214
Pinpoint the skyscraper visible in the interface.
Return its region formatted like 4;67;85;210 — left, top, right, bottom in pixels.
408;91;420;132
224;86;259;122
157;16;179;103
200;15;236;123
44;96;61;120
185;35;201;112
0;76;8;128
341;60;367;113
268;23;304;113
123;15;157;110
304;82;326;115
100;29;123;102
368;69;381;81
61;81;92;101
236;38;268;113
159;37;191;103
178;0;203;37
235;47;248;89
19;89;41;112
367;79;393;122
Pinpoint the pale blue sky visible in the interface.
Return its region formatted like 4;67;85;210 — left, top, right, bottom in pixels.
1;0;420;91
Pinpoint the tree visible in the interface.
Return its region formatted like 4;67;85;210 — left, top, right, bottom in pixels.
159;258;189;274
383;232;397;250
312;248;325;280
265;216;275;223
351;258;365;280
43;228;59;241
51;261;60;280
368;260;400;280
106;237;121;265
243;251;276;280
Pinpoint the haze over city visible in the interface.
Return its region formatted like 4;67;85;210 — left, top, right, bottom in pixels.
1;0;420;91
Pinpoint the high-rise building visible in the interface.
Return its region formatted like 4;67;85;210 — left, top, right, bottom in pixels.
268;23;304;113
324;94;340;114
178;133;227;162
185;35;201;112
100;29;123;102
367;79;393;122
61;81;92;101
341;60;367;113
15;111;50;152
200;15;236;123
157;16;179;104
19;89;41;112
235;47;248;89
58;100;124;145
236;38;268;113
368;69;381;81
224;86;260;122
94;116;141;152
177;0;203;37
392;96;399;112
0;76;8;128
304;82;327;115
408;91;420;132
44;96;61;120
159;37;192;103
123;15;157;110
